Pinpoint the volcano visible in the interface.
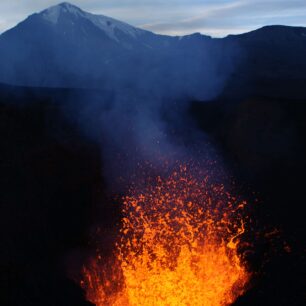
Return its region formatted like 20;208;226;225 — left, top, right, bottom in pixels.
1;2;306;306
0;2;232;98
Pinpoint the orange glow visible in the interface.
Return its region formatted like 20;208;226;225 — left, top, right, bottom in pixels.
81;165;251;306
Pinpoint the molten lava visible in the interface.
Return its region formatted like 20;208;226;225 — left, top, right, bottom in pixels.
81;166;250;306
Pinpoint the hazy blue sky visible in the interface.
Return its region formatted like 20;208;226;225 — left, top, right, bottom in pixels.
1;0;306;37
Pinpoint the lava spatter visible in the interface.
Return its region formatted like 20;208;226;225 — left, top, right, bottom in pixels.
82;165;251;306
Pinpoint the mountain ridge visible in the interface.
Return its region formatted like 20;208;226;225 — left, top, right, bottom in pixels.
3;2;306;40
0;2;305;99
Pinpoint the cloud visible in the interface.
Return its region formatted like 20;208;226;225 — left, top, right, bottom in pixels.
0;0;306;36
140;0;306;36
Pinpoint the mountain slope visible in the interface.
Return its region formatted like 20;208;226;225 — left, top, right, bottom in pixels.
41;2;147;42
222;25;306;99
0;3;153;87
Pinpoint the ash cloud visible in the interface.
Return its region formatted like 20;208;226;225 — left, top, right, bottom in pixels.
67;39;239;191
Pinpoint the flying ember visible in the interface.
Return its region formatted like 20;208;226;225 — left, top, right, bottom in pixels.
81;165;251;306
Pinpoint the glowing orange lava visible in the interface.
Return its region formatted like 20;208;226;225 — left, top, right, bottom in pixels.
81;166;251;306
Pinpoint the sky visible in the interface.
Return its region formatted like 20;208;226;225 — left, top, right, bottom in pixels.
0;0;306;37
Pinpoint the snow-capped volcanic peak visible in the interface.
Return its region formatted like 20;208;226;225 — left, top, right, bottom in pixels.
41;2;81;23
40;2;145;41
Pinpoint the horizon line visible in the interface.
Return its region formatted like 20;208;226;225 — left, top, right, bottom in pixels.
0;1;305;38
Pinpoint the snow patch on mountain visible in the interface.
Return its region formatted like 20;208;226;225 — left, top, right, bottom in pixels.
41;2;146;42
42;5;62;23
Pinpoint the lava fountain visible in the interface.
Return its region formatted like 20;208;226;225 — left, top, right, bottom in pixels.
81;165;251;305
